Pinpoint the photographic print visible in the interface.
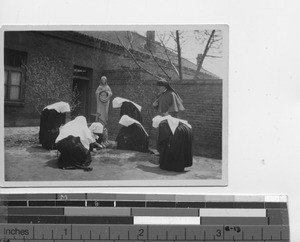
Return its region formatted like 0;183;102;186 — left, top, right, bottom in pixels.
1;25;228;187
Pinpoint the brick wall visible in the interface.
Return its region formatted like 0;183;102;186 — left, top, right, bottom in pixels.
106;77;222;158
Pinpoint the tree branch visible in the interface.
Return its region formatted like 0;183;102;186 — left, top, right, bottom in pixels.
121;66;136;81
157;36;180;78
126;31;134;49
146;43;171;79
115;32;161;80
206;55;222;58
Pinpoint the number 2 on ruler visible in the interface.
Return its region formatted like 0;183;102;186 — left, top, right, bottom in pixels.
138;229;144;237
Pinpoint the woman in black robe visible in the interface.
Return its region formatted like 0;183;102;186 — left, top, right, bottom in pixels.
120;101;143;124
39;102;70;150
113;97;143;124
55;116;94;171
153;79;185;118
116;115;149;153
56;135;92;171
154;116;193;172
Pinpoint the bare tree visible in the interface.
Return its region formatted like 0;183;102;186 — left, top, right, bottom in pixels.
156;34;180;78
175;30;183;80
157;29;223;79
156;31;186;80
115;32;162;80
193;30;223;79
115;31;186;81
145;39;171;80
113;30;223;81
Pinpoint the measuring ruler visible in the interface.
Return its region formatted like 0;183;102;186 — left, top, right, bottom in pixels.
0;193;289;241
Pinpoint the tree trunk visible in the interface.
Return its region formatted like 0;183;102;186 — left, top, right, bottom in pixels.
176;31;182;80
193;30;215;79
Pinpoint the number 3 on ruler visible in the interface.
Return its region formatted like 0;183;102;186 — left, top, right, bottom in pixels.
216;229;222;237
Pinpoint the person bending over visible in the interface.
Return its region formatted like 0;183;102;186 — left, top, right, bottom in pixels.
152;115;193;172
55;116;94;171
39;101;70;150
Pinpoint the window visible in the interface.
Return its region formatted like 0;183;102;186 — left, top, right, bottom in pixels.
4;49;27;104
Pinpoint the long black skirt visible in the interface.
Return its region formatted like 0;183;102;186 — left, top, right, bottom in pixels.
157;120;193;172
39;108;66;150
120;101;143;124
56;135;92;170
116;123;149;153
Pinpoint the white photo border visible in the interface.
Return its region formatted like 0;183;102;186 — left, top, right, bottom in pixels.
0;24;228;187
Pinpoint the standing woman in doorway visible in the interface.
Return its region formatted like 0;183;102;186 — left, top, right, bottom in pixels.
95;76;113;125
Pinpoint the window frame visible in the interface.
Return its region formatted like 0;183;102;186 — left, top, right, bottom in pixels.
4;65;26;106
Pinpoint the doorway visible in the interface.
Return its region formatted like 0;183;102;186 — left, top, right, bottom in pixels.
71;66;92;120
72;79;89;118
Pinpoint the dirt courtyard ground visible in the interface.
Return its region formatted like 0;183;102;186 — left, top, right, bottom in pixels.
4;127;222;182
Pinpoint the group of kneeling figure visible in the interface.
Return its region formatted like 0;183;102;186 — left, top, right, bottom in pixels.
39;97;193;172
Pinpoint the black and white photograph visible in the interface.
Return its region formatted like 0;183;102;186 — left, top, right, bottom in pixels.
1;25;228;186
1;0;300;239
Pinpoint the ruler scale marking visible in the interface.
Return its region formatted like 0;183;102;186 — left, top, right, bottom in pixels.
0;194;289;242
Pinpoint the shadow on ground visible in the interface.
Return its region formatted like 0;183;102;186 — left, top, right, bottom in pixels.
5;144;222;182
136;164;189;176
45;159;60;169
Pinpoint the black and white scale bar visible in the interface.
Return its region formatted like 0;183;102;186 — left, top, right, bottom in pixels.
0;224;290;241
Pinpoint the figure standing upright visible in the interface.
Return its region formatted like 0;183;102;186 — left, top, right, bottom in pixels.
152;78;184;118
95;76;113;125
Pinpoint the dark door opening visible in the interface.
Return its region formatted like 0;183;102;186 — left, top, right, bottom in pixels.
71;65;93;120
72;78;89;119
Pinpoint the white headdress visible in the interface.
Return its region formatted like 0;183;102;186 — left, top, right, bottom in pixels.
119;115;148;136
44;101;70;113
152;115;191;134
89;122;104;134
112;97;142;111
55;116;95;149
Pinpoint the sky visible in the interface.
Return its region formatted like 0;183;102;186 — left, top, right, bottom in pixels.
136;30;227;79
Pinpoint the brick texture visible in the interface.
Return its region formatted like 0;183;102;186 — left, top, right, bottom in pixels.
106;78;222;158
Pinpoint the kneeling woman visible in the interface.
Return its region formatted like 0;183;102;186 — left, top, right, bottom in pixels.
116;115;149;153
55;116;95;171
89;122;105;149
112;97;143;124
152;115;193;172
39;101;70;150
